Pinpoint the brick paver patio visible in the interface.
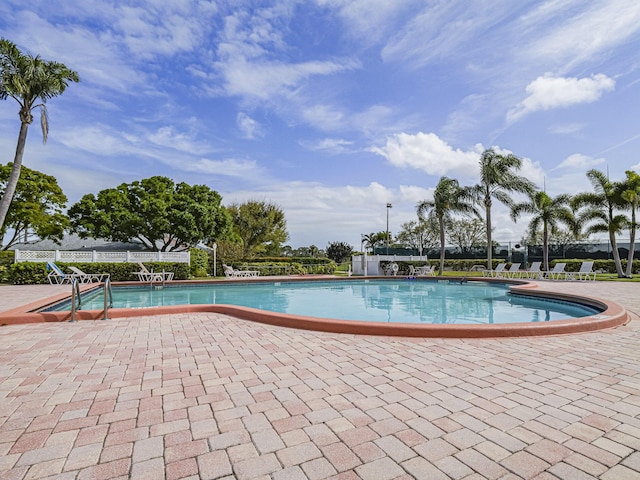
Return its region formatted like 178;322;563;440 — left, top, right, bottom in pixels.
0;281;639;479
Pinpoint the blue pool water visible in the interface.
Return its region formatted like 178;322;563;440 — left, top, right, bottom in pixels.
49;279;602;325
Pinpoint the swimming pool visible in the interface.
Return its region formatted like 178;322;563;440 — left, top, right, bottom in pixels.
49;279;601;325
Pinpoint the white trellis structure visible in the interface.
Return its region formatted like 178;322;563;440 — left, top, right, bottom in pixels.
351;254;429;276
13;249;190;264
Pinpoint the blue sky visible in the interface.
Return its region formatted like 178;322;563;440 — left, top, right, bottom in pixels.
1;0;640;249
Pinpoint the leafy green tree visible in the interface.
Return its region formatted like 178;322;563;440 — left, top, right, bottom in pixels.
69;176;231;251
326;241;353;263
228;200;288;258
0;163;69;250
361;232;385;253
472;149;535;269
618;170;640;276
511;191;574;271
573;169;628;277
446;217;487;256
395;220;439;255
417;176;478;274
0;39;79;233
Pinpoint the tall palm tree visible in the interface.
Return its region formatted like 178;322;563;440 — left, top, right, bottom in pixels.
618;170;640;277
472;149;535;269
417;176;478;274
0;39;79;232
511;191;574;271
573;169;627;277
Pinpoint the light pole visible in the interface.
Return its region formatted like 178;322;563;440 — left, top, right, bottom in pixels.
213;242;217;277
386;203;392;254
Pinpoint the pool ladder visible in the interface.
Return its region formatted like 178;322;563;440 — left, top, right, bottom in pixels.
70;276;113;322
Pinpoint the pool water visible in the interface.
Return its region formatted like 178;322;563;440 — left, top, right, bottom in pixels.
51;279;602;325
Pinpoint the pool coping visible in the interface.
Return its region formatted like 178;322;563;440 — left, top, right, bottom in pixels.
0;277;630;337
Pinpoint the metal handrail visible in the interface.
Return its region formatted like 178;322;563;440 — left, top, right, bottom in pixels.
70;278;81;322
102;276;113;320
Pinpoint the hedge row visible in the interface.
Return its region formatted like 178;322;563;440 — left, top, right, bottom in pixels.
8;262;189;285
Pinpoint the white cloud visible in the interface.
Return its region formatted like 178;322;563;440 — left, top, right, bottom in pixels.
548;123;586;135
555;153;606;170
507;73;615;122
182;158;259;178
147;126;212;155
370;132;483;179
236;113;264;139
300;138;354;154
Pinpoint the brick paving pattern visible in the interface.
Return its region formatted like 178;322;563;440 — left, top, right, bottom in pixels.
0;281;639;479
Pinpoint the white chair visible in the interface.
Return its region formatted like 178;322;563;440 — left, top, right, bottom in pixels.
223;264;259;278
520;261;543;279
565;261;596;281
416;265;436;276
543;263;567;280
46;262;73;284
483;263;506;277
69;267;109;284
500;263;521;278
136;263;174;282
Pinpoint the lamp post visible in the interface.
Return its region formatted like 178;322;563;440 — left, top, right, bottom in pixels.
386;203;392;254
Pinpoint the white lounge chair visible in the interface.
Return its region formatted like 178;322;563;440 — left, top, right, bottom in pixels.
136;263;174;282
482;263;506;277
543;263;567;280
223;264;259;278
68;267;109;284
520;261;543;279
500;263;521;278
46;262;73;284
415;265;436;276
565;261;596;281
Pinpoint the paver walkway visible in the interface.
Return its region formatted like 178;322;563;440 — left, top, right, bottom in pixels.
0;281;639;479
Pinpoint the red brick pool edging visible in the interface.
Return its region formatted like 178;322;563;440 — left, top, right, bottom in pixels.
0;277;630;337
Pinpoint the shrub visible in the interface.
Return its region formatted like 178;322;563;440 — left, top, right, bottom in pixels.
190;248;209;277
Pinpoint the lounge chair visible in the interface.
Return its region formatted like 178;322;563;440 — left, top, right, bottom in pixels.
68;267;109;284
520;261;543;279
499;263;521;278
136;263;174;282
543;263;567;280
223;264;259;278
482;263;506;277
415;265;436;276
565;261;596;281
46;262;73;284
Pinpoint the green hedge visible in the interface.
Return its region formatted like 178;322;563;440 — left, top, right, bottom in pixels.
8;261;190;285
189;248;209;277
0;251;14;283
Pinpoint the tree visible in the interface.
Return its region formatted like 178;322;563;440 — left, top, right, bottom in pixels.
472;149;535;269
618;170;640;277
0;163;69;250
573;169;627;277
511;191;574;271
446;217;487;256
395;219;439;254
326;241;353;263
0;39;79;233
69;176;231;251
417;176;478;274
228;200;288;258
361;232;386;253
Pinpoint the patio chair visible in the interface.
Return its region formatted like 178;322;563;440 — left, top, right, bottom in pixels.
543;263;567;280
46;262;74;285
416;265;436;276
564;261;596;281
482;263;506;277
499;263;521;278
136;263;174;282
68;267;109;284
520;261;543;279
223;264;259;278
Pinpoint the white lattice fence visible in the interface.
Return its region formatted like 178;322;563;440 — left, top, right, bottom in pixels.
14;249;190;264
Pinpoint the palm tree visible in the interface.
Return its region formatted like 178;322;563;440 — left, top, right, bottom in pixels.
472;149;535;269
417;176;478;274
573;169;627;277
618;170;640;277
0;39;79;232
511;191;574;271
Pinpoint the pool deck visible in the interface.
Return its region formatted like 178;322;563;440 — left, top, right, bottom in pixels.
0;279;639;479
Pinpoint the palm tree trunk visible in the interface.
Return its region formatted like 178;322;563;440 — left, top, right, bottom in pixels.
610;231;625;277
0;122;29;232
542;224;549;272
439;217;446;275
485;202;492;269
626;207;636;277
